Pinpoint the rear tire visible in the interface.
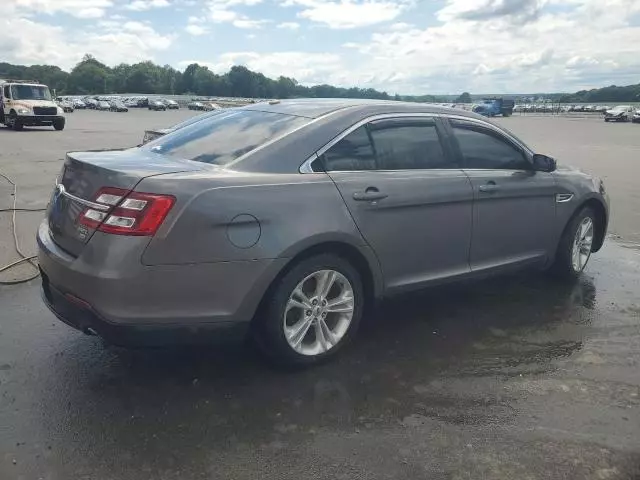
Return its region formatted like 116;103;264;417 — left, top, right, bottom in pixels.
551;207;596;280
53;118;65;131
254;254;364;367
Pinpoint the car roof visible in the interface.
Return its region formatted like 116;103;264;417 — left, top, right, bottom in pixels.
241;98;478;119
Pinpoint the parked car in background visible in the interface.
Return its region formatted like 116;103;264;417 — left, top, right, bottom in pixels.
188;101;205;111
96;101;111;111
58;100;74;113
632;110;640;123
109;101;129;112
84;98;98;109
164;99;180;109
39;99;609;366
73;99;86;109
604;105;635;122
141;109;226;144
148;100;167;111
204;102;222;111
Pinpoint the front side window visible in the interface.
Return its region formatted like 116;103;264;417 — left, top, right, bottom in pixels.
321;118;451;172
368;119;449;170
451;120;530;170
144;110;309;166
10;85;52;101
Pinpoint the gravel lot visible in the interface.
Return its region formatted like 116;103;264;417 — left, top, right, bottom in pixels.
1;110;639;480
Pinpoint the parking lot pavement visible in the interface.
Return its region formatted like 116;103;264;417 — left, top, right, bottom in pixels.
1;111;639;479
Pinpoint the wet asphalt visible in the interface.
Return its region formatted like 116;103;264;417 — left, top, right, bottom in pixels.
1;111;640;479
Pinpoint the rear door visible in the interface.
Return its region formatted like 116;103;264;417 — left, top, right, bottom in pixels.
320;115;474;292
445;117;557;272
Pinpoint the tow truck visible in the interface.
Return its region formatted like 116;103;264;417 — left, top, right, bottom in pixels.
0;79;65;131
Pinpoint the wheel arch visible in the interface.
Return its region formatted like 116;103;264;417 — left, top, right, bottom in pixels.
581;198;607;252
250;238;383;326
561;197;608;253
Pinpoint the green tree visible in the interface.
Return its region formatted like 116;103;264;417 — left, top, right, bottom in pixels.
455;92;472;103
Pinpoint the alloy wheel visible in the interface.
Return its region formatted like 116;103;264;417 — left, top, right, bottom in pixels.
283;269;355;356
571;217;594;272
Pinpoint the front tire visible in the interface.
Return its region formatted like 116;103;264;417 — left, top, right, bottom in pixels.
254;254;364;366
53;118;65;131
551;207;596;280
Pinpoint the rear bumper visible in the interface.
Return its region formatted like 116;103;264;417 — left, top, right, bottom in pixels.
37;221;287;343
40;269;248;346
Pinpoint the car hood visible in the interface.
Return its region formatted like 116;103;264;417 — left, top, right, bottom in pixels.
606;110;624;115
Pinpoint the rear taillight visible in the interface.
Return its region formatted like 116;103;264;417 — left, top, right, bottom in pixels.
79;187;175;236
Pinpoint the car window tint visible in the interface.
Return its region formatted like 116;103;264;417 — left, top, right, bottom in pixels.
144;110;309;166
3;86;9;98
451;121;529;170
321;126;376;171
368;119;449;170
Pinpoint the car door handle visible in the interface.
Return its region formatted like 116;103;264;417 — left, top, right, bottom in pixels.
352;189;388;202
479;182;500;193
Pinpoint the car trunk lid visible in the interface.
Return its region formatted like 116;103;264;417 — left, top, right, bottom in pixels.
47;149;202;257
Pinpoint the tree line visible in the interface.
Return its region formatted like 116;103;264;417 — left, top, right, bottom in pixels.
558;84;640;103
0;54;460;102
2;55;636;102
0;55;392;100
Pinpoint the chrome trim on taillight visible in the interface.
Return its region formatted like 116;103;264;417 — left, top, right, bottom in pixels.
56;184;110;211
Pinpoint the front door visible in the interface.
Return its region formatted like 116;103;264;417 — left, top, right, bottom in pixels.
447;118;557;271
319;116;474;292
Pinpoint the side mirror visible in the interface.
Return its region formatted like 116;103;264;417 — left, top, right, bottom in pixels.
532;153;556;173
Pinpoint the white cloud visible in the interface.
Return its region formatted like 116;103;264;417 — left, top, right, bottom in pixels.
388;22;413;30
185;24;208;35
277;21;301;29
125;0;171;11
0;13;174;70
207;0;268;28
282;0;411;29
16;0;114;18
339;0;640;93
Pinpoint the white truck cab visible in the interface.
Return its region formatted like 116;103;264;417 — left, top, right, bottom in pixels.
0;79;65;131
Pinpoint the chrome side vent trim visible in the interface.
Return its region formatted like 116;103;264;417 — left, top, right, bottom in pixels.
556;193;574;203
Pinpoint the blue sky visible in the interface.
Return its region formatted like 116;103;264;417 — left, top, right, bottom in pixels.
3;0;640;94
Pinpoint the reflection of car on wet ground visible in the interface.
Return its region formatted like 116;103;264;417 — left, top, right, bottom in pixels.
38;99;609;367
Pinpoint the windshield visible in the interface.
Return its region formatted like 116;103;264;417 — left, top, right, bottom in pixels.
10;84;52;101
143;110;309;166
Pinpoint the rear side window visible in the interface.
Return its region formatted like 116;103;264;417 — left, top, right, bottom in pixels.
145;110;309;166
451;120;529;170
321;118;451;171
322;126;376;171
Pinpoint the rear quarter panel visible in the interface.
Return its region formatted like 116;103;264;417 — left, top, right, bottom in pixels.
137;171;370;266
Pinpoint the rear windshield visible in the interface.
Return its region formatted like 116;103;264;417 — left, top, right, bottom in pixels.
143;110;309;166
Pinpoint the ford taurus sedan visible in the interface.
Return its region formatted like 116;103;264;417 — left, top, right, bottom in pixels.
38;99;609;366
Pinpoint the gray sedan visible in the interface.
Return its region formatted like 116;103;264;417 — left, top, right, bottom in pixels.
38;99;609;366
